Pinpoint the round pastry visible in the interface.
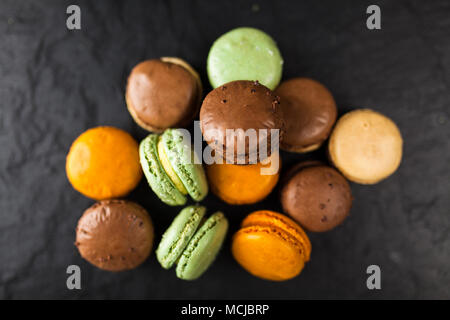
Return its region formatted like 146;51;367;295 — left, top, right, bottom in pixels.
139;129;208;206
207;27;283;90
328;109;403;184
125;57;202;132
156;205;228;280
75;200;154;271
200;80;284;164
275;78;337;153
232;210;311;281
66;126;142;200
206;153;280;205
280;163;353;232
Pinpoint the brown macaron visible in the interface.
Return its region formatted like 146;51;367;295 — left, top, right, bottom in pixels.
275;78;337;153
75;200;154;271
200;80;284;164
280;163;352;232
126;57;202;132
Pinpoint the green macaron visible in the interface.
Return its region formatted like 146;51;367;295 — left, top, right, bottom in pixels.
139;129;208;206
156;205;228;280
207;27;283;90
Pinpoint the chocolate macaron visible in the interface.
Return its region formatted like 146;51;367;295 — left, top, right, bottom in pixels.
126;57;202;132
275;78;337;153
200;80;284;164
75;200;154;271
280;163;352;232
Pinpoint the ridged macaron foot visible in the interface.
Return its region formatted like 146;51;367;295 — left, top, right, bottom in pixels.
232;210;311;281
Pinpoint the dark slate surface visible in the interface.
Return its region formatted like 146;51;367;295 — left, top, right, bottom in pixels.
0;0;449;300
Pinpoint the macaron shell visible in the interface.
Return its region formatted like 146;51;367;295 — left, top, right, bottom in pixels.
241;210;311;261
232;225;305;281
126;59;200;132
161;57;203;117
200;80;284;164
280;165;353;232
206;154;280;205
162;129;208;201
76;200;154;272
176;212;228;280
66;126;142;200
207;27;283;90
280;160;324;188
275;78;337;153
139;134;187;206
156;206;206;269
329;109;403;184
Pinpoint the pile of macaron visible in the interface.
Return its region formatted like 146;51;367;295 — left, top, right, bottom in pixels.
66;27;403;281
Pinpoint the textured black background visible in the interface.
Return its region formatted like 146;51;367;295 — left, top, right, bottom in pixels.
0;0;449;300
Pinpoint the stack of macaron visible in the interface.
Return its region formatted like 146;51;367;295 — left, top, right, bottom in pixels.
66;27;403;282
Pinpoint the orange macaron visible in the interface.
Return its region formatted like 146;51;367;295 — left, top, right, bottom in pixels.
232;210;311;281
206;154;280;205
66;126;142;200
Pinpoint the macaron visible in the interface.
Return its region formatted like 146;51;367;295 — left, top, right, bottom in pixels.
66;126;142;200
126;57;202;132
280;163;353;232
156;205;228;280
75;200;154;271
275;78;337;153
206;153;280;205
139;128;208;206
232;210;311;281
207;27;283;90
200;80;284;164
328;109;403;184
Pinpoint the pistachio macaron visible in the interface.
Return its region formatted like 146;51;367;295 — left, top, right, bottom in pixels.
207;27;283;90
139;128;208;206
156;205;228;280
328;109;403;184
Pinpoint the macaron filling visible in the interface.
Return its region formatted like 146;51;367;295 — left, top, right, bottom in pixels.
156;206;206;269
157;136;188;195
157;206;228;280
176;212;228;280
241;211;311;261
162;129;208;201
139;134;186;206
